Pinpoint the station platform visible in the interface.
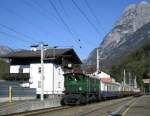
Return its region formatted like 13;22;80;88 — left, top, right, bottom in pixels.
0;98;61;115
122;95;150;116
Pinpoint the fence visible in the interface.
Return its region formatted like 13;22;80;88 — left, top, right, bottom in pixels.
0;81;36;102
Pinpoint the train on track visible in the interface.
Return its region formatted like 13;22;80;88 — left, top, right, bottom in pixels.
61;72;141;105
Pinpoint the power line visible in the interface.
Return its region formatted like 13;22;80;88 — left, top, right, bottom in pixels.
71;0;101;36
22;0;66;42
48;0;82;48
84;0;106;35
27;0;60;26
0;5;51;39
32;0;60;24
23;0;51;21
24;0;80;46
0;23;38;43
59;0;81;44
59;0;98;48
0;30;34;44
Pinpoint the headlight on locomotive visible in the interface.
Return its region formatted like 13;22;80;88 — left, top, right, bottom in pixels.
79;87;82;91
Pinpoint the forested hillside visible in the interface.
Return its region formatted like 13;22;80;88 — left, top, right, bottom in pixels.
110;40;150;87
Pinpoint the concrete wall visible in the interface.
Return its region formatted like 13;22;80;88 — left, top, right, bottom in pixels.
0;97;61;115
0;96;36;103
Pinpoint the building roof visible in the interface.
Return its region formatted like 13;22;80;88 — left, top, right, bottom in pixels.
2;48;82;64
93;71;111;78
101;78;112;83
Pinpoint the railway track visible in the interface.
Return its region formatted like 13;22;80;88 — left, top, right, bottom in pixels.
76;97;135;116
3;96;137;116
6;106;72;116
77;96;141;116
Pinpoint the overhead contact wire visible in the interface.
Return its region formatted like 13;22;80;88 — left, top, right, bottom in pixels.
84;0;106;35
71;0;101;36
48;0;82;48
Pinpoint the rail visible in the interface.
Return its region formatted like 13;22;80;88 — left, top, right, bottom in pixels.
6;106;72;116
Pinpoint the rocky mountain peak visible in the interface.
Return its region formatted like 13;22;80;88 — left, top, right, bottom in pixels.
86;1;150;68
0;45;13;56
117;1;150;30
123;4;136;13
101;1;150;50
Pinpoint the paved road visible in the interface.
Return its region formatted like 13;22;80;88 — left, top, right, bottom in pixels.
122;95;150;116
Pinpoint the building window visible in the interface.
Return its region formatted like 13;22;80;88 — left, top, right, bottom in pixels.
58;82;61;88
19;68;23;73
58;69;61;75
38;67;41;73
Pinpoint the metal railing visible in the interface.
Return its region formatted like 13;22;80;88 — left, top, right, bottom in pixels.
2;73;29;81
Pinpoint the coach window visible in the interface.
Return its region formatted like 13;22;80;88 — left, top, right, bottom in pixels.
107;85;108;91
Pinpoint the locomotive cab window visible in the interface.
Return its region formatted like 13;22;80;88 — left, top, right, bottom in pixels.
68;75;73;81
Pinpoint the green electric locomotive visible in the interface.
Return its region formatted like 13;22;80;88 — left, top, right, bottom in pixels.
61;72;100;105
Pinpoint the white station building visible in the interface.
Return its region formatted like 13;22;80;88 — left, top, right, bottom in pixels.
3;48;81;97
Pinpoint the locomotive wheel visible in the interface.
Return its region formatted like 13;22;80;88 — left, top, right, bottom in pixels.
79;95;87;105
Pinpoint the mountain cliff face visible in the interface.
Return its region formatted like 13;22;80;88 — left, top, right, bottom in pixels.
86;1;150;69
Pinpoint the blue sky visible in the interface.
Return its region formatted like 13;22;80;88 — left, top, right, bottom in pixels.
0;0;148;59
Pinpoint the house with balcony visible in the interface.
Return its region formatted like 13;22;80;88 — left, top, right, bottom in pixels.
2;48;81;97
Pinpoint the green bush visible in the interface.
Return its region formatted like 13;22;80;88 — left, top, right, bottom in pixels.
0;59;9;79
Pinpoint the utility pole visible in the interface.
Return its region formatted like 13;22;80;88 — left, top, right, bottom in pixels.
123;69;126;85
147;73;150;94
149;76;150;93
129;72;131;86
96;48;100;72
31;43;48;101
40;43;44;101
134;76;137;88
52;46;57;96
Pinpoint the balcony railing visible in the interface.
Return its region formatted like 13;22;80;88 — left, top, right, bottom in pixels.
2;73;29;81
